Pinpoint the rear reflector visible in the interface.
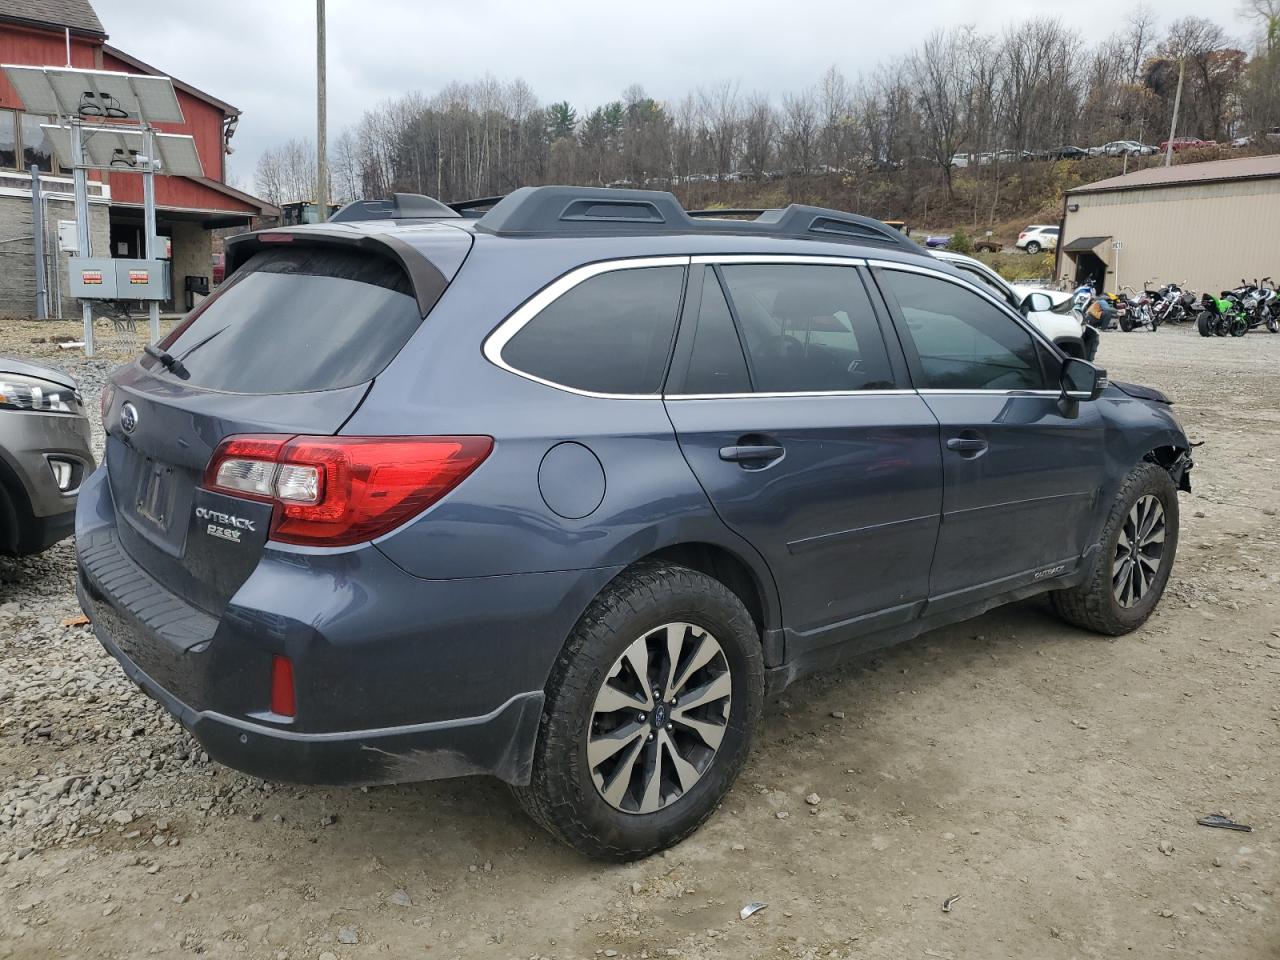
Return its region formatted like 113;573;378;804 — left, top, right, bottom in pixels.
270;654;296;717
204;434;493;547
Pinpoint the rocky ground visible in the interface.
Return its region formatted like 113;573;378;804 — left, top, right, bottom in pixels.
0;318;1277;959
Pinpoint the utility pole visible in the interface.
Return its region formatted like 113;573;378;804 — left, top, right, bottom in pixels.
315;0;328;220
30;164;48;320
1164;58;1185;167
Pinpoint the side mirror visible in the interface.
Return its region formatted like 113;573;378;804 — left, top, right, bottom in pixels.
1023;292;1054;314
1061;356;1107;401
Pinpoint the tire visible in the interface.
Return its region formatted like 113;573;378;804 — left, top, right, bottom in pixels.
1230;319;1248;337
1025;241;1042;254
1051;461;1179;636
1119;314;1134;333
1268;318;1278;334
513;561;765;860
1196;313;1213;337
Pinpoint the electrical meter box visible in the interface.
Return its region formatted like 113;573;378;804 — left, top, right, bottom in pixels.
69;258;170;300
57;221;79;254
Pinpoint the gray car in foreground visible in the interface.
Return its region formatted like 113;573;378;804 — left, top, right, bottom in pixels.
77;187;1192;859
1;356;93;555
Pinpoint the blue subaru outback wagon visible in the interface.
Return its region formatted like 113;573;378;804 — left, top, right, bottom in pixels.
78;187;1192;859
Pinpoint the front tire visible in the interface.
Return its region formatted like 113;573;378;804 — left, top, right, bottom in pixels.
1025;241;1042;254
1051;461;1179;636
514;562;765;860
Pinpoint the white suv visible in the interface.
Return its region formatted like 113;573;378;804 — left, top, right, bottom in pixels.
1016;224;1059;254
932;250;1097;361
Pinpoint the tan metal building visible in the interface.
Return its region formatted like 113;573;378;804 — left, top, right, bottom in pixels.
1056;155;1280;296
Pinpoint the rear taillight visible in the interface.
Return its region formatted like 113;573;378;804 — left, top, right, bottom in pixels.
100;382;115;422
204;434;493;547
270;654;296;717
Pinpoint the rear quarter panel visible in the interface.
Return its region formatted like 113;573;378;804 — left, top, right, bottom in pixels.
343;239;781;622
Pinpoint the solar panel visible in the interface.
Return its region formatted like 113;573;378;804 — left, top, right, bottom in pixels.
41;124;204;178
154;133;204;178
2;65;184;123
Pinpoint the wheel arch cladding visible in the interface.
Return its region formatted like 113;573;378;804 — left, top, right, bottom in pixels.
639;541;776;639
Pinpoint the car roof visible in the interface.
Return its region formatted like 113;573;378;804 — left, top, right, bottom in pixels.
233;186;944;273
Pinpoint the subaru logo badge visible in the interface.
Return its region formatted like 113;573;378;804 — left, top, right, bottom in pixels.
120;402;139;434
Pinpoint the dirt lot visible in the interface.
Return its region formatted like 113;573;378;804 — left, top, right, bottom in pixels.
1;319;1277;960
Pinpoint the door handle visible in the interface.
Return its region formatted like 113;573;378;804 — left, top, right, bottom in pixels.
719;443;785;463
946;436;988;455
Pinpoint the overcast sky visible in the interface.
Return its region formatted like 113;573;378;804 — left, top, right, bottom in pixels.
91;0;1248;192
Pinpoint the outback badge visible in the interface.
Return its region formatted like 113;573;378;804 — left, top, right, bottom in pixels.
195;505;256;543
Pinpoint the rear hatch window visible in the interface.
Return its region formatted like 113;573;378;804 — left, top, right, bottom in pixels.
151;246;422;394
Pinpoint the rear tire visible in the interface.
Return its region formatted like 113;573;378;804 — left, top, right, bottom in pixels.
1051;461;1179;636
1196;313;1213;337
513;561;764;860
1025;241;1042;254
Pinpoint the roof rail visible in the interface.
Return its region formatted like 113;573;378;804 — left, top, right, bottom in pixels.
473;186;921;251
328;193;459;223
447;195;506;217
686;208;770;219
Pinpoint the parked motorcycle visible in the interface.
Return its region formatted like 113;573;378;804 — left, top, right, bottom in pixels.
1145;279;1195;326
1239;278;1279;333
1198;291;1249;337
1118;285;1158;332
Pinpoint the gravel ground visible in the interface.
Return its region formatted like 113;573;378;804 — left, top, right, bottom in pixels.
0;318;1277;960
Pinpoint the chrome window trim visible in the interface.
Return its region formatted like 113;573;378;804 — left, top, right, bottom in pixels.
665;389;920;400
916;389;1063;397
482;255;691;400
692;254;867;267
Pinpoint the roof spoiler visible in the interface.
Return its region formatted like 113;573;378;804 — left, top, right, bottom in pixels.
223;228;449;317
472;186;921;251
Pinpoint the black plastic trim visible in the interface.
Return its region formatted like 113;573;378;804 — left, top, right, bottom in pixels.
223;229;450;317
473;186;924;253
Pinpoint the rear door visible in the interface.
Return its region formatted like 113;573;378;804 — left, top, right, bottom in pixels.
102;234;470;615
871;263;1104;610
664;258;942;653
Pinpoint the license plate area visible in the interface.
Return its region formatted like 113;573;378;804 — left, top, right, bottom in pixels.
137;460;176;529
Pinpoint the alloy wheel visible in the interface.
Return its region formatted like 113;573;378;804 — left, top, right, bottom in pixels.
587;622;732;815
1113;494;1166;608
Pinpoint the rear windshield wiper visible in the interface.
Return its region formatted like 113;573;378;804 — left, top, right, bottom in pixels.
175;325;230;364
143;343;189;378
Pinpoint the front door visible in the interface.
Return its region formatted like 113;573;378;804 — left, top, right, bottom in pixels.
873;265;1104;610
664;261;943;651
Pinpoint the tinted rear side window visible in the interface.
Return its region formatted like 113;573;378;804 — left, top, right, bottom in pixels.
154;247;421;394
501;266;684;394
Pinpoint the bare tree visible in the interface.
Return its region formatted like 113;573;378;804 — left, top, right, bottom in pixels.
740;92;776;180
700;81;742;180
779;89;819;175
912;29;968;200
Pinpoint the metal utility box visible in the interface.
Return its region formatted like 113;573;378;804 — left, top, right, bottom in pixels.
57;220;79;254
69;257;170;300
69;258;116;298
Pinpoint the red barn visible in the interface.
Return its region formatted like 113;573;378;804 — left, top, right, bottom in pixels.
0;0;277;317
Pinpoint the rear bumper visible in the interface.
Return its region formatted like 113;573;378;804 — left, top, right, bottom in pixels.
75;467;620;786
82;593;543;785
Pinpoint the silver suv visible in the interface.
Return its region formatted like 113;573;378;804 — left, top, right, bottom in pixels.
1;357;94;555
